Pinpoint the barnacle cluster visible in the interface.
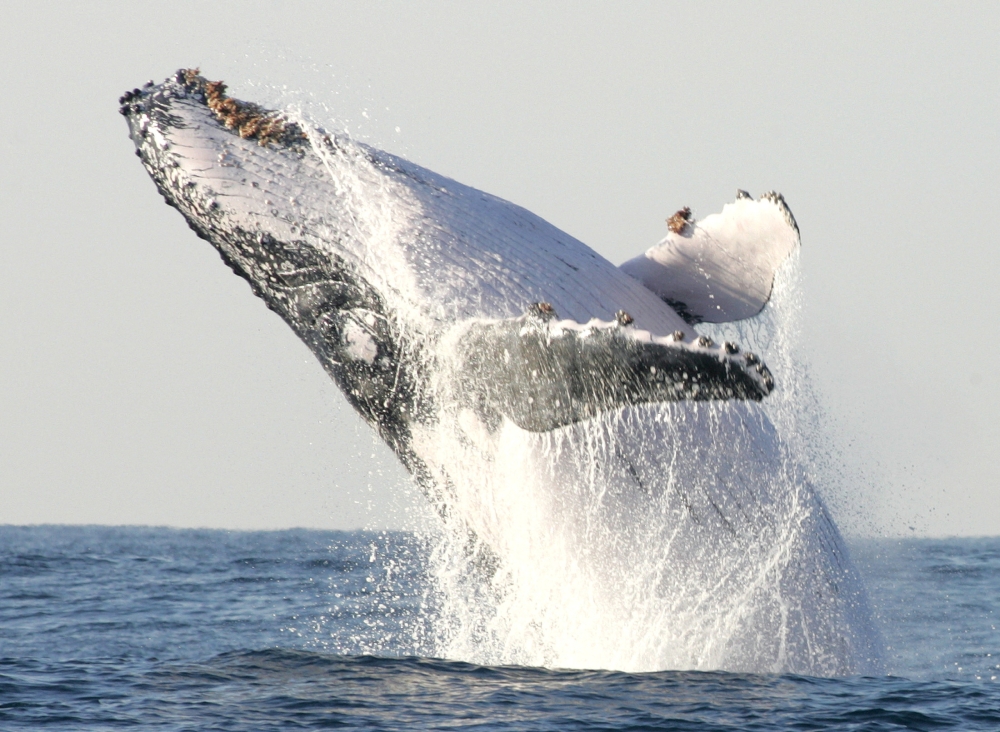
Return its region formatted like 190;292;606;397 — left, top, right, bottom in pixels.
667;206;693;235
180;68;305;147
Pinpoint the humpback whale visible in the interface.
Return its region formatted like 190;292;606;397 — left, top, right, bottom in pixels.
121;71;882;675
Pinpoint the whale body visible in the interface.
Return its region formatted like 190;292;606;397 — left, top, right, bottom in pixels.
121;71;882;675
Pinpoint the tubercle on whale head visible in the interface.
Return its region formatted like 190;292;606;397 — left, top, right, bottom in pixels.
120;68;307;148
118;71;324;308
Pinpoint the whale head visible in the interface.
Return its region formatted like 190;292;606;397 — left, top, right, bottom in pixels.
121;70;433;455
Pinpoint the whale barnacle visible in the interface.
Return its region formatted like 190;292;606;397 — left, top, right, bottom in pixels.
615;310;634;326
723;341;739;354
528;302;557;321
176;69;306;148
667;206;693;235
671;330;685;342
696;335;714;348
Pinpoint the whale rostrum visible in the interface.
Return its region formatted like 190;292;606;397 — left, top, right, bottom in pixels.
121;69;780;474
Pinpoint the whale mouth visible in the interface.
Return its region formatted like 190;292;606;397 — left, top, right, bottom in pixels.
117;69;335;314
119;71;426;449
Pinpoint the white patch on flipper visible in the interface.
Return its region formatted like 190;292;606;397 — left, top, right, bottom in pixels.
619;194;800;323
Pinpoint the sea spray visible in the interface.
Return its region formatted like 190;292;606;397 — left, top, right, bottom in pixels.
416;253;883;674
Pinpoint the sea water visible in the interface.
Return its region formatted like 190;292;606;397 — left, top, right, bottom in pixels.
1;525;998;731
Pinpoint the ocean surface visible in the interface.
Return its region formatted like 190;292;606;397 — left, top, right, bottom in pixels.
2;525;998;730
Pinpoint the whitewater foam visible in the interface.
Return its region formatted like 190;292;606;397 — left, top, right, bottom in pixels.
294;116;882;675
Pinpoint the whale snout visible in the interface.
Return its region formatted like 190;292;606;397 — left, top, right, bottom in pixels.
120;68;307;157
119;71;330;317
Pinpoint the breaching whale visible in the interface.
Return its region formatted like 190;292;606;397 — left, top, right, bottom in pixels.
121;70;882;675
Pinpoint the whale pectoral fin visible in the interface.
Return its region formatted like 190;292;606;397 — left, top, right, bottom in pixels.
453;315;771;433
619;192;800;324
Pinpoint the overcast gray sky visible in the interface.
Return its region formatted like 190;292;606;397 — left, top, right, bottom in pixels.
1;2;997;535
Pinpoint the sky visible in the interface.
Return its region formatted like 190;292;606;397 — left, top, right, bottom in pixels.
1;2;997;536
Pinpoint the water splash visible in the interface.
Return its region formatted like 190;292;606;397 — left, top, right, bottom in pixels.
413;253;882;675
273;111;883;675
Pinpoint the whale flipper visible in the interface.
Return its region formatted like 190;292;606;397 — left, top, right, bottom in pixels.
620;192;800;324
450;312;772;433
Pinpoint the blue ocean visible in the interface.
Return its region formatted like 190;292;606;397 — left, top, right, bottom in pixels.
1;525;997;730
